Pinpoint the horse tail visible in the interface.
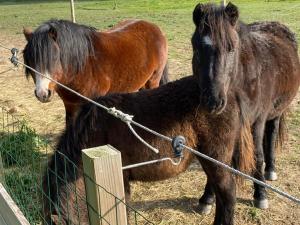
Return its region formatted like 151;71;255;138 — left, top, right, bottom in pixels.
238;117;255;175
159;61;169;86
234;94;255;182
42;104;101;223
276;111;288;152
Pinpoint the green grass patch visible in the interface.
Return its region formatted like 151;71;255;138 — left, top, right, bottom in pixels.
0;122;47;166
3;169;42;223
0;117;48;224
0;0;299;62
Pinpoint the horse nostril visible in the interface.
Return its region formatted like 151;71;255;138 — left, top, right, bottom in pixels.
220;99;225;108
48;90;52;98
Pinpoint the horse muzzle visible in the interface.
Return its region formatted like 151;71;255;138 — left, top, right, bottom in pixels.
34;89;54;103
207;96;227;115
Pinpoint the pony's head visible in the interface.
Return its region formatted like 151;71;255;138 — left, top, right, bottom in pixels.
191;2;240;114
23;24;62;103
23;20;95;103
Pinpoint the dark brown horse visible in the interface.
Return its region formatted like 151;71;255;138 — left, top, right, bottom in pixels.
191;2;300;210
23;19;168;124
42;76;254;225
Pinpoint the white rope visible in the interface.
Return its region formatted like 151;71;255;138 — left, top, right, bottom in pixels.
122;157;182;170
126;122;159;154
107;107;133;123
1;44;300;205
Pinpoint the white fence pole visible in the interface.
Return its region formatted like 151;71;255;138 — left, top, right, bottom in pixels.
70;0;76;23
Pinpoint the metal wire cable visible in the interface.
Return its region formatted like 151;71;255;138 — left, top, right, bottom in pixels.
0;67;15;75
122;157;182;170
0;43;12;51
1;44;300;205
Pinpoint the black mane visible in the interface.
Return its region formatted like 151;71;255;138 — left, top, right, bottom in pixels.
196;3;236;52
23;19;96;77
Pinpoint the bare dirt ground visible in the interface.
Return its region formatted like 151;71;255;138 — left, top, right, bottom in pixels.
0;32;300;225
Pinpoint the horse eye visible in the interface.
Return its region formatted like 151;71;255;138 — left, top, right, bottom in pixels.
198;22;205;33
228;49;235;54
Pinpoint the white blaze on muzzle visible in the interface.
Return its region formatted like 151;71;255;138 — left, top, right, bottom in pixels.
35;71;51;101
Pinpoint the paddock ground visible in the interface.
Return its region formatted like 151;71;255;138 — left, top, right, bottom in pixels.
0;0;300;224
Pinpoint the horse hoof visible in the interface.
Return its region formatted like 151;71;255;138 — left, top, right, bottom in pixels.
254;199;269;209
198;203;212;215
265;171;278;181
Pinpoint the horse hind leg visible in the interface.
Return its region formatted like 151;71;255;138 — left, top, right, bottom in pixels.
264;116;281;181
144;63;169;89
253;120;269;209
144;71;161;89
159;62;169;86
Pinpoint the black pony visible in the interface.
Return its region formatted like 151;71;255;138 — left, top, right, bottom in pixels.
191;2;300;210
43;76;254;225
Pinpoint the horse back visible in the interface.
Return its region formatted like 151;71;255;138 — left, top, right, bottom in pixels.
102;19;167;49
240;21;300;119
90;19;168;92
248;21;298;50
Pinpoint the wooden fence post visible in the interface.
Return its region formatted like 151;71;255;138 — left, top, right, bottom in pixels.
70;0;76;23
82;145;127;225
0;153;3;184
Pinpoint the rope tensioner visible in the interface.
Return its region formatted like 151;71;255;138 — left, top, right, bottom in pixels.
10;48;19;67
172;135;185;158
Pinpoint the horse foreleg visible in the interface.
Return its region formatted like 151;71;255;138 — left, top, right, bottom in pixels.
264;116;280;181
123;170;131;203
253;119;269;209
198;173;215;214
63;102;78;126
203;162;235;225
213;172;235;225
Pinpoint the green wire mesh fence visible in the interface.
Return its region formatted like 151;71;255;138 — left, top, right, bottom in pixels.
0;107;153;225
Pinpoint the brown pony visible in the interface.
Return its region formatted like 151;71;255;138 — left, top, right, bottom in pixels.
23;19;168;124
191;2;300;210
42;76;254;225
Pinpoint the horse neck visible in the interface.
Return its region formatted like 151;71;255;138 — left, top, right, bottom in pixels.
233;23;258;89
56;61;98;101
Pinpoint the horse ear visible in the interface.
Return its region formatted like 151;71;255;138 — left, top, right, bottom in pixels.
23;27;32;41
225;2;239;26
193;3;204;27
48;27;57;41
